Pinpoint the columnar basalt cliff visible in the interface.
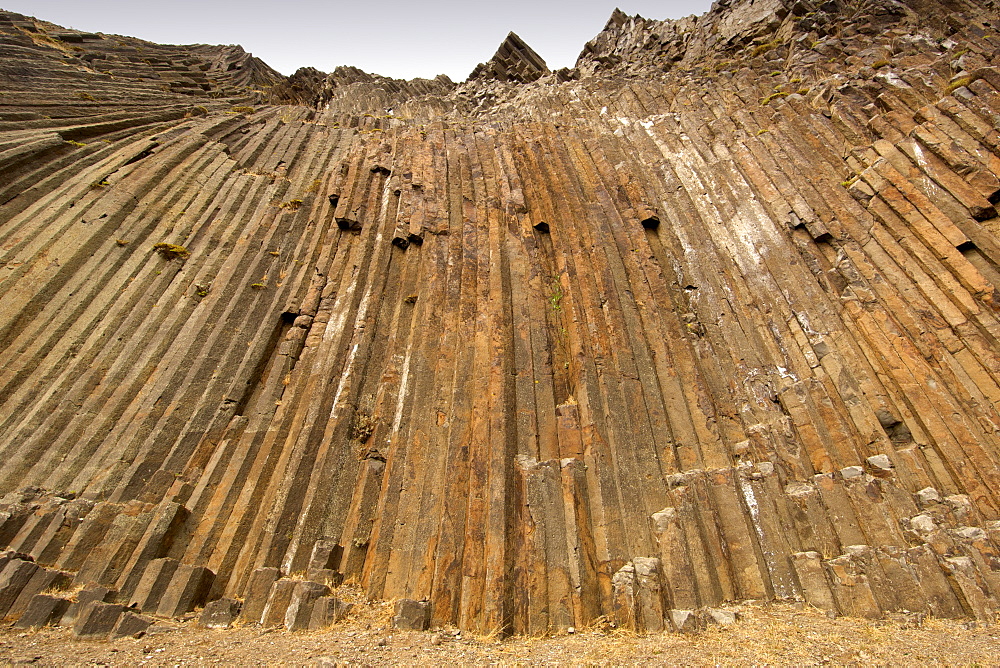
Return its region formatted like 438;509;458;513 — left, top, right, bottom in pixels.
2;0;1000;638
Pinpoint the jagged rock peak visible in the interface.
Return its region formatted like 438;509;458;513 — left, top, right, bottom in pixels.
468;31;550;84
575;4;702;76
605;7;633;29
269;64;455;112
574;0;926;77
268;66;328;105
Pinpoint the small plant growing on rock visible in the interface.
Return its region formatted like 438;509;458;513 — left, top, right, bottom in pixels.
153;243;190;260
277;199;303;211
549;277;563;312
760;91;789;105
752;40;782;58
352;412;377;441
946;74;981;95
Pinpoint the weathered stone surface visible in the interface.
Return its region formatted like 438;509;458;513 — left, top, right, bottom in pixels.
307;541;342;579
916;487;941;507
841;466;864;480
824;551;882;619
0;559;38;618
112;611;153;639
260;580;297;627
1;0;1000;636
129;558;180;612
240;568;281;624
469;32;549;84
12;595;70;629
865;455;895;477
72;602;127;640
632;558;667;632
669;609;699;633
198;598;241;629
284;581;331;631
155;565;214;618
0;551;31;574
307;569;343;588
61;587;115;628
702;608;737;626
610;563;638;630
392;599;430;631
308;597;353;631
791;552;836;613
8;567;70;619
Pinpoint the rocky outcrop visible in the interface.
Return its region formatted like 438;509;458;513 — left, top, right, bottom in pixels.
468;32;550;83
2;0;1000;637
270;65;456;116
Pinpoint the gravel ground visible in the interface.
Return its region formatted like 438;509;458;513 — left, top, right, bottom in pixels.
0;600;996;666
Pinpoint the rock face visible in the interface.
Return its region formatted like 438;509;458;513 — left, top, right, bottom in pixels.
2;0;1000;636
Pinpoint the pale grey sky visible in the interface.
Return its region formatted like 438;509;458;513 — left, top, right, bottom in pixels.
4;1;714;80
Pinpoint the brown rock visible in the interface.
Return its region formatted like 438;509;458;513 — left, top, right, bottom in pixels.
260;580;297;627
284;581;330;631
155;565;214;618
241;568;281;624
111;610;153;638
61;587;115;627
198;598;241;629
129;558;179;613
308;597;353;630
392;599;430;631
72;602;127;640
1;0;1000;637
0;560;39;618
12;595;70;629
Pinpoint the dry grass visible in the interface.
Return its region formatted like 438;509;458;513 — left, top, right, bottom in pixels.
18;28;80;54
351;412;378;441
39;583;83;601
